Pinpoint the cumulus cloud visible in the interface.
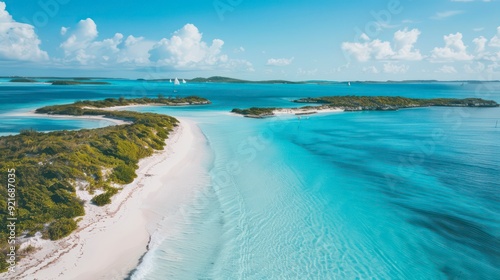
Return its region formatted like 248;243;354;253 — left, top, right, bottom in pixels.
266;57;294;66
473;36;488;53
60;18;98;54
0;1;48;61
57;20;252;71
489;26;500;47
393;29;424;60
60;18;152;66
431;32;474;61
116;35;153;64
342;28;423;62
149;24;229;69
468;26;500;62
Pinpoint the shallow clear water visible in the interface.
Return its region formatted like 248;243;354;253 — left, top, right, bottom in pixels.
1;80;499;279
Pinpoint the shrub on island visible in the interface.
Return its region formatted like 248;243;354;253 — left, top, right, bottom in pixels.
46;218;78;240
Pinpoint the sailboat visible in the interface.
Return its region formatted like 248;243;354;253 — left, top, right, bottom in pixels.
348;82;351;86
182;79;186;84
173;78;180;93
169;79;172;83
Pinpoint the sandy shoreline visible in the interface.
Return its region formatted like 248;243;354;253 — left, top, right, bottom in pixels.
7;111;132;126
4;118;205;280
273;107;344;116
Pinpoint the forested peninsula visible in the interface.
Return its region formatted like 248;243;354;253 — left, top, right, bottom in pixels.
0;96;210;271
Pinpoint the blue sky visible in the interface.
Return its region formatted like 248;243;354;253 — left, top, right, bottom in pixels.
0;0;499;80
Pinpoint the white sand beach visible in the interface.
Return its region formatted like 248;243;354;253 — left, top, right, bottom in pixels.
7;111;132;126
273;107;344;116
6;118;208;280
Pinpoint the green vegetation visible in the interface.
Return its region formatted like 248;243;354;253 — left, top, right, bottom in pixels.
232;96;499;118
9;78;38;83
46;218;78;240
231;107;276;118
0;96;210;271
91;188;119;206
294;96;499;109
49;80;111;85
37;97;210;115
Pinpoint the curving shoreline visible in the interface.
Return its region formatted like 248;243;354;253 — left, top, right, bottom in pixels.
5;118;207;279
8;110;133;126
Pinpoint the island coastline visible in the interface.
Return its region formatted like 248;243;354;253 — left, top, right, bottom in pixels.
7;118;208;280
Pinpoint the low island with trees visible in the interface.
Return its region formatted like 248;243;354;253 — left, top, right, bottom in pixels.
231;96;499;118
0;96;211;271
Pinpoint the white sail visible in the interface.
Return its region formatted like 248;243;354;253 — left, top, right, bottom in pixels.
174;78;180;85
182;79;186;84
169;79;172;83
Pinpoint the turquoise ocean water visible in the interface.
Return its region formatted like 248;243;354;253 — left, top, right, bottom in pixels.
0;79;499;279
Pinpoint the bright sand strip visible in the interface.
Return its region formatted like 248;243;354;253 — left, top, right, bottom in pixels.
273;107;344;116
6;118;207;280
8;111;132;126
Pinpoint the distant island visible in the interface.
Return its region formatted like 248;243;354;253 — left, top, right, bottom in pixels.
232;96;499;118
4;76;500;85
7;78;111;85
49;80;111;85
0;96;210;272
9;78;38;83
143;76;500;85
143;76;308;84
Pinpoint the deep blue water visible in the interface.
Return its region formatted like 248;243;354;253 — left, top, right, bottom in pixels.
0;80;499;279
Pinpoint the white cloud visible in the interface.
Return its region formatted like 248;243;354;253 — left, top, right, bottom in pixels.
431;32;474;61
393;29;424;60
489;26;500;47
149;24;229;69
0;1;48;61
58;21;250;70
266;57;294;66
436;65;457;73
432;10;464;20
342;28;423;62
61;18;98;53
116;35;154;64
473;36;488;53
383;63;409;73
60;18;102;64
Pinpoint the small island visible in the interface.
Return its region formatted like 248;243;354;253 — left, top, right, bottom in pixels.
49;80;111;85
232;96;499;118
9;78;38;83
0;96;210;272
